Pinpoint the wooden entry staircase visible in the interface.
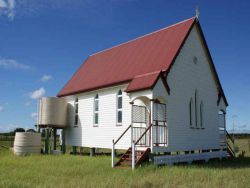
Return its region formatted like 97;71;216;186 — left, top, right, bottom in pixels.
112;124;154;169
226;131;235;158
115;147;151;167
220;129;235;158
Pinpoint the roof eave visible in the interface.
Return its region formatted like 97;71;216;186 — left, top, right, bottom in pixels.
57;79;131;97
195;21;228;106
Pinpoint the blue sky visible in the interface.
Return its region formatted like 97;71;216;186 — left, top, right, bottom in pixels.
0;0;249;132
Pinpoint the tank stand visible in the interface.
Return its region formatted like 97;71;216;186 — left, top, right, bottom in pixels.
44;128;51;154
40;125;66;155
44;128;57;154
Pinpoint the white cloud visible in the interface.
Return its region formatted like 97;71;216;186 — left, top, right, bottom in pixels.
0;0;16;20
0;0;7;8
41;74;52;82
0;105;4;112
0;58;30;70
31;112;37;120
29;87;46;99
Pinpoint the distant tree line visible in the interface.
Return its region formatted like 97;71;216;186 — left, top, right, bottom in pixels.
231;133;250;139
0;127;37;136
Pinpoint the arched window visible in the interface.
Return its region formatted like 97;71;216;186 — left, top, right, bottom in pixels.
117;90;123;124
94;94;99;125
200;101;203;128
74;98;79;126
195;90;198;128
189;98;193;127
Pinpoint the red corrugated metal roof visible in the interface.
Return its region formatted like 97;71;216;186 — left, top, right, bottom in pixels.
125;71;161;93
57;17;196;97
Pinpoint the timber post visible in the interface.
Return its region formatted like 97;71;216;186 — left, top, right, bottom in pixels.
53;128;57;150
90;148;95;157
112;139;115;168
61;129;66;154
45;128;49;154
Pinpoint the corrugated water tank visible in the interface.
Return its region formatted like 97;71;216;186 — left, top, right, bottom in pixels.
14;132;41;156
38;97;68;128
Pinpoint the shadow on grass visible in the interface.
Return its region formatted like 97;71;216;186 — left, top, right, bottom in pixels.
175;157;250;169
69;151;250;169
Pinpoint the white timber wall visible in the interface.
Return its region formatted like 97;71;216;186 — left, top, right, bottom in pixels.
130;89;152;103
63;84;132;150
218;99;227;130
153;78;168;103
218;98;227;113
164;25;225;152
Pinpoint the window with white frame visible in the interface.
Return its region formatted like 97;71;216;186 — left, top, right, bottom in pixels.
117;90;123;124
94;94;99;125
189;98;193;127
74;98;79;126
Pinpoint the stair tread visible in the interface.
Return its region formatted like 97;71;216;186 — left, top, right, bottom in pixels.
115;147;150;167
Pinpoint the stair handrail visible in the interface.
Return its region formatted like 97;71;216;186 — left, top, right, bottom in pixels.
227;142;235;157
134;124;152;146
227;142;234;153
112;124;132;168
114;124;132;145
226;130;235;144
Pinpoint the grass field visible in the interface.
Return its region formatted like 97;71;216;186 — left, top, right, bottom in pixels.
235;138;250;157
1;138;250;188
0;149;250;188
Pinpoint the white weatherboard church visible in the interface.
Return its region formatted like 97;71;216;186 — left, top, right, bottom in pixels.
40;17;233;168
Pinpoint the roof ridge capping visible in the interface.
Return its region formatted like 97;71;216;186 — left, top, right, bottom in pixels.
134;70;161;78
90;17;196;57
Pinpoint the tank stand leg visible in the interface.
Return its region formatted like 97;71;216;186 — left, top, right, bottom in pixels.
61;129;66;154
45;128;49;154
53;128;57;150
90;148;95;157
72;146;77;155
80;147;84;155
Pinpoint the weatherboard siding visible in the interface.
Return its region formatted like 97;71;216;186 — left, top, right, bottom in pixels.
218;98;227;113
153;78;168;103
165;25;222;151
64;85;132;149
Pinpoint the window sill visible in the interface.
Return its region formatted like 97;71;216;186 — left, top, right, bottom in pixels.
116;124;122;126
190;127;204;130
93;125;99;127
190;127;199;129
